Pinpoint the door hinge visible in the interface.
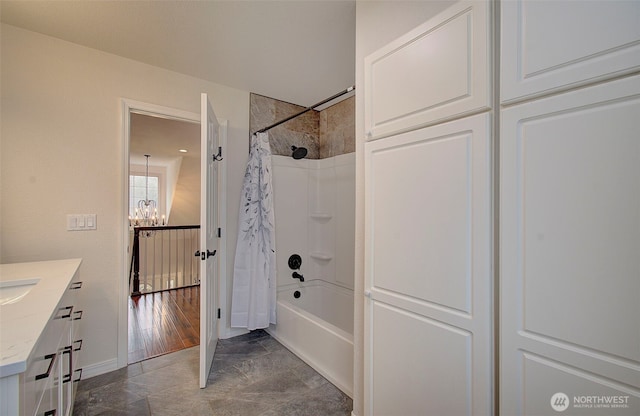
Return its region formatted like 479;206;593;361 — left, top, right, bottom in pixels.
212;146;223;161
217;308;221;319
217;227;222;238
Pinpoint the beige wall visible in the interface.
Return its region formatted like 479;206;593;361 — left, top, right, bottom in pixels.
353;2;456;415
0;23;250;373
168;157;201;225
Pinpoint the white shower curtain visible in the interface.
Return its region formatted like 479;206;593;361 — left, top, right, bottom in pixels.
230;132;277;330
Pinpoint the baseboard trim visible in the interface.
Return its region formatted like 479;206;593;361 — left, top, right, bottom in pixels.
80;358;119;380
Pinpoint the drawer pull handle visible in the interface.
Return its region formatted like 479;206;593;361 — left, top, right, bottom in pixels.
62;346;72;383
74;368;83;383
44;410;57;416
35;353;56;380
73;339;83;351
70;281;83;290
73;310;83;320
56;305;73;319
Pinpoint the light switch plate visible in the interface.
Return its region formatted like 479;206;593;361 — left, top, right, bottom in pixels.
67;214;97;231
85;214;97;230
67;215;77;230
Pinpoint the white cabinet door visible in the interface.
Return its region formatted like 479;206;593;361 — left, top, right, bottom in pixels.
364;1;491;140
364;113;493;415
501;0;640;104
500;75;640;415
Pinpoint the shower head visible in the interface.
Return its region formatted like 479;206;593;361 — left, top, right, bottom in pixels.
291;145;308;160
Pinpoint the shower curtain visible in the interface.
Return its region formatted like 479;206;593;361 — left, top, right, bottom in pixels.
230;132;277;330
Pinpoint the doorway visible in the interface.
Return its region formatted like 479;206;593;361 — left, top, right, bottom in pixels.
120;100;202;368
127;112;201;363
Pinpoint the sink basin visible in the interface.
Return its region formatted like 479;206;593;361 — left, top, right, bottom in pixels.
0;278;40;305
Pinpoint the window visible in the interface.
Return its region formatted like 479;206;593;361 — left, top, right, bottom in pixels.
129;174;160;218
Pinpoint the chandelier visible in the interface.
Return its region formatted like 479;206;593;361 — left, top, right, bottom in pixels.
130;154;165;229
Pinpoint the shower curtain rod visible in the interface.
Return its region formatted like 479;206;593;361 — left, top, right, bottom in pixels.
254;86;355;134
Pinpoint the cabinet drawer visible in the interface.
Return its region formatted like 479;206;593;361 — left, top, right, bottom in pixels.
23;350;58;416
35;372;59;416
23;305;71;415
41;376;59;416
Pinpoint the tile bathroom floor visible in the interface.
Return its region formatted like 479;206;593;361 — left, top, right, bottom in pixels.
73;330;353;415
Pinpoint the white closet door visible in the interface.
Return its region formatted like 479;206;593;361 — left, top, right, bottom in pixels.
364;0;490;140
364;113;492;416
501;0;640;104
500;75;640;415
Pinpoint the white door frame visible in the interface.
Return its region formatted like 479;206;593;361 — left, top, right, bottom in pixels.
119;98;227;369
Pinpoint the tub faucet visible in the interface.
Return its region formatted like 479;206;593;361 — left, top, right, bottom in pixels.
292;271;304;282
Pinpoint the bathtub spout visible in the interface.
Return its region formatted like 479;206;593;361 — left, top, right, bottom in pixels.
292;271;304;282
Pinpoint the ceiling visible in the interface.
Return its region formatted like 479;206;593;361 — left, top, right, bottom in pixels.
0;0;356;107
129;113;200;166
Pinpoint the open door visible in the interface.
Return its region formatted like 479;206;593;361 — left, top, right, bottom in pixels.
199;93;220;388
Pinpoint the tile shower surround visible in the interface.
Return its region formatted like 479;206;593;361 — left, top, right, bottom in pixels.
73;330;352;415
250;93;355;159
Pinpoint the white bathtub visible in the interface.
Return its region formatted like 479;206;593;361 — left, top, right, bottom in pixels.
267;280;354;397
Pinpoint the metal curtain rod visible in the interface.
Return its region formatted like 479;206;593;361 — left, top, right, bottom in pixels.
255;86;355;134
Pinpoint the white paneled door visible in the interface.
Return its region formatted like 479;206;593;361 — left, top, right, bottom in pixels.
500;75;640;415
361;0;640;415
364;114;493;415
199;93;220;388
501;0;640;104
363;0;490;140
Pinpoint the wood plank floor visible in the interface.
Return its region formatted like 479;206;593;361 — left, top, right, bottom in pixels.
128;286;200;364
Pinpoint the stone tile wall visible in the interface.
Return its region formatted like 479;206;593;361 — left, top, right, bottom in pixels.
249;93;354;159
319;97;355;158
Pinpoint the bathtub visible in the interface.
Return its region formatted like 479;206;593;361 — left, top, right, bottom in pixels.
267;279;354;397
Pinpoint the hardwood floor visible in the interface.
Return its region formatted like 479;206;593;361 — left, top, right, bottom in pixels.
128;286;200;364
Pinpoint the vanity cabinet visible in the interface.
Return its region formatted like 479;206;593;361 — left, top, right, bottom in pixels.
29;276;82;416
0;259;82;416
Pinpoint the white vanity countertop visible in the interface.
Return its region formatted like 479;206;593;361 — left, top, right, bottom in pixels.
0;258;82;378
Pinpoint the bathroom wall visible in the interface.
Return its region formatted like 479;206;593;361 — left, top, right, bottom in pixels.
249;93;355;159
272;154;355;290
307;153;355;289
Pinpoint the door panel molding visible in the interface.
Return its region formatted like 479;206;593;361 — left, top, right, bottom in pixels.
364;113;493;415
500;75;640;414
364;1;491;140
501;0;640;104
